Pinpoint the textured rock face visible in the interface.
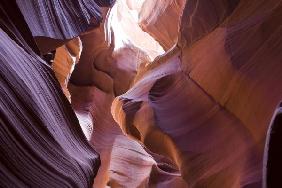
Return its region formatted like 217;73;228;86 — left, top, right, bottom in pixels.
16;0;103;55
139;0;186;50
16;0;102;39
111;0;282;187
0;0;112;187
1;0;282;187
180;0;282;144
52;38;82;100
0;31;99;187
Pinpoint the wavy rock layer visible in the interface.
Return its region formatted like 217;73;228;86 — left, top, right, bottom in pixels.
0;29;100;187
0;1;109;187
16;0;102;39
112;0;282;187
15;0;114;55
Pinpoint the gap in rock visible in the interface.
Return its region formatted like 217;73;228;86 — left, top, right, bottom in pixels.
106;0;165;61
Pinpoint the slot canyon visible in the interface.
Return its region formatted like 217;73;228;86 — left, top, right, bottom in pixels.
0;0;282;187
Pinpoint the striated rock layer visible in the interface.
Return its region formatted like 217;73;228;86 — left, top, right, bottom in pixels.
0;0;116;187
0;29;100;187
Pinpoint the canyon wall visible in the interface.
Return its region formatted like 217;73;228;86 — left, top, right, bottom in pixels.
0;0;114;187
1;0;282;187
112;0;282;187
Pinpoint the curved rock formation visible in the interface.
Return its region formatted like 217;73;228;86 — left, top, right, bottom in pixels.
52;37;82;100
68;5;188;186
263;102;282;188
0;0;113;187
0;30;100;187
16;0;112;54
1;0;282;187
111;0;282;187
68;18;161;186
16;0;102;39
